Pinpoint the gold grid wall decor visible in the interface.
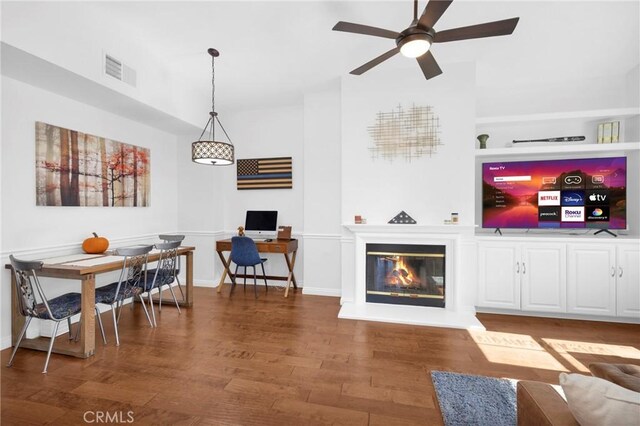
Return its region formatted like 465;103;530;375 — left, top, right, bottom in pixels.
237;157;293;190
368;104;441;161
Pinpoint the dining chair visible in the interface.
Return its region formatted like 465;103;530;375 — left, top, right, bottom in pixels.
142;240;181;326
7;255;82;373
230;236;268;298
95;245;153;346
158;234;185;299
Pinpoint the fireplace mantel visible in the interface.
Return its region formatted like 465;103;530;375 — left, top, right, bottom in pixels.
341;223;484;330
344;224;476;235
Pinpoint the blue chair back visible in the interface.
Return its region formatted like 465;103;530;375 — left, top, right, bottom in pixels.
230;237;262;267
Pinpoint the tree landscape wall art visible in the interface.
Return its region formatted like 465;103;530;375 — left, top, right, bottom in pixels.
36;122;150;207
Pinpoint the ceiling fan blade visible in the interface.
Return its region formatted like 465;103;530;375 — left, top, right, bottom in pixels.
434;17;520;43
350;47;400;75
416;51;442;80
333;21;401;39
418;0;453;29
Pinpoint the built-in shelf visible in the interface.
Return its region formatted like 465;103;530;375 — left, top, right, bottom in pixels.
476;107;640;126
475;141;640;157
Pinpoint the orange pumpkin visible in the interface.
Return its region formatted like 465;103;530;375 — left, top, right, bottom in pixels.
82;232;109;254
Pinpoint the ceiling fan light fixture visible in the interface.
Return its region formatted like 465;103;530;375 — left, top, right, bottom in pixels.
398;33;432;58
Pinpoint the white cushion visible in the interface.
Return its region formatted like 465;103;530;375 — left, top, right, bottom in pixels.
559;372;640;426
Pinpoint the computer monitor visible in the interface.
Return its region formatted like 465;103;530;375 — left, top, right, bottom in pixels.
244;211;278;238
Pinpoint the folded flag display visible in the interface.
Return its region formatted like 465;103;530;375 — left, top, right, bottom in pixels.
237;157;292;190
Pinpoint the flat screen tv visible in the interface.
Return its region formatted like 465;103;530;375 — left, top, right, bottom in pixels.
482;157;626;230
244;210;278;236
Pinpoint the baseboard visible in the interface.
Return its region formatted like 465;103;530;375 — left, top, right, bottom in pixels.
302;287;341;297
1;336;12;350
476;307;640;324
194;279;217;288
196;279;300;289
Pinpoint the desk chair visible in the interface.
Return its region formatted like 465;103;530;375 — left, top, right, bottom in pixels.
159;234;185;299
230;236;268;298
8;255;82;373
143;241;181;326
95;245;153;346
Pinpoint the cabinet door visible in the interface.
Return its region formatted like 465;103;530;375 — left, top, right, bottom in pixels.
478;243;521;309
567;244;616;315
521;243;566;313
617;245;640;318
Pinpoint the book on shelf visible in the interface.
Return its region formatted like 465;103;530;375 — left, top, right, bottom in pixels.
597;123;604;144
612;121;620;143
603;122;612;144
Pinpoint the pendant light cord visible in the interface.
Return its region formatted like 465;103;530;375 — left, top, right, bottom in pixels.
210;52;216;141
196;48;232;145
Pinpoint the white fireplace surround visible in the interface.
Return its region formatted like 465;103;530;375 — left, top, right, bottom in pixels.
341;224;485;330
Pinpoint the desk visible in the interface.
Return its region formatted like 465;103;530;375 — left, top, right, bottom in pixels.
5;246;195;359
215;239;298;297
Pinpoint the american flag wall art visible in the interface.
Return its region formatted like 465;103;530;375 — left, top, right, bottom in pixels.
236;157;293;190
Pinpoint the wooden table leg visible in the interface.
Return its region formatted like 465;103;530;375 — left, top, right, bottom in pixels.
284;250;298;298
79;274;96;358
10;270;24;346
184;251;194;306
216;251;236;293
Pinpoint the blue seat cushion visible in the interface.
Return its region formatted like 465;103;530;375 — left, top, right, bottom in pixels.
95;282;142;304
144;269;175;290
35;292;82;320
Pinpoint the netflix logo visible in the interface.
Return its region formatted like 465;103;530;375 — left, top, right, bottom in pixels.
538;191;561;206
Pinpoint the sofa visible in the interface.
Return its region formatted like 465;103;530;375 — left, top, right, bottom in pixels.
517;363;640;426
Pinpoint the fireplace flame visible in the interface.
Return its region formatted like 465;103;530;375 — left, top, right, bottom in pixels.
386;256;420;287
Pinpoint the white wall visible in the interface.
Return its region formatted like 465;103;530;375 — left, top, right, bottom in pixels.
302;81;342;296
176;135;227;286
1;76;180;348
341;62;477;226
1;2;203;127
176;104;306;286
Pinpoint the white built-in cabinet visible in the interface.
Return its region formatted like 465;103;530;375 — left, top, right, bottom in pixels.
478;243;520;309
478;242;566;312
567;244;616;316
615;245;640;318
477;238;640;321
521;244;566;313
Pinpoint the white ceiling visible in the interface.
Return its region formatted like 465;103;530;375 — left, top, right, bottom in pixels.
89;1;639;112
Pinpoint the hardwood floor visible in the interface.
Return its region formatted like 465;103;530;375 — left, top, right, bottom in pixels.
2;286;639;425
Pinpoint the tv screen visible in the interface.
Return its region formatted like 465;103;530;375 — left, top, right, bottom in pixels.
482;157;626;229
245;210;278;232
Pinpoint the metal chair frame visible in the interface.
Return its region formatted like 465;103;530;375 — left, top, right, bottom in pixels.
145;241;181;326
158;234;185;299
95;245;153;346
8;255;82;373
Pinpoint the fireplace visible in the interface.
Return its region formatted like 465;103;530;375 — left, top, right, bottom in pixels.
366;243;445;308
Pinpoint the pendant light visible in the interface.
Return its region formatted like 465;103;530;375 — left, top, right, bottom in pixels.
192;48;234;165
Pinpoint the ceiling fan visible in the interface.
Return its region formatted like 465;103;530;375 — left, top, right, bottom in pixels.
332;0;519;80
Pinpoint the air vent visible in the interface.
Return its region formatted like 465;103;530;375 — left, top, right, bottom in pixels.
105;54;122;80
104;53;137;87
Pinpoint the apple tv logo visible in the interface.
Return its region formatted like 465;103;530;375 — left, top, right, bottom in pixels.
586;190;609;205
